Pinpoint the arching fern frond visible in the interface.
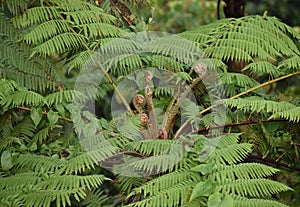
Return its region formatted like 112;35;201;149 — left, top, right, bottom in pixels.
269;106;300;123
80;189;110;207
211;163;279;181
219;179;292;198
278;56;300;71
45;90;88;106
232;195;290;207
13;0;125;57
126;139;174;156
0;89;45;111
242;61;283;78
226;97;300;122
31;33;88;57
181;15;300;63
15;154;65;172
21;188;86;207
212;143;252;165
0;172;42;190
0;12;61;92
126;170;199;207
37;174;107;191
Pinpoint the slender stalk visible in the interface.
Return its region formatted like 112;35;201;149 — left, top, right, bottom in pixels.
16;106;72;123
96;61;134;115
200;71;300;115
54;5;134;116
192;118;286;133
246;154;300;172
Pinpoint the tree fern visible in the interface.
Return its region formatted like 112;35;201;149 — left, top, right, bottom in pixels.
0;12;61;92
0;1;299;206
124;134;292;207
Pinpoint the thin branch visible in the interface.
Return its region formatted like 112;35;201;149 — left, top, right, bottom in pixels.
200;70;300;115
110;0;135;26
193;118;287;133
173;78;202;138
16;106;72;123
246;154;300;172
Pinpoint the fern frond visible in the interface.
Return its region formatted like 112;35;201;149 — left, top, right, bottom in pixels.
214;133;242;147
116;149;185;175
153;86;175;97
0;13;61;92
0;12;18;39
215;39;273;60
0;172;42;190
219;179;292;198
60;146;116;175
278;56;300;71
37;174;107;191
0;89;45;111
0;136;22;152
22;20;71;45
126;180;194;207
117;175;145;193
29;127;50;145
126;139;174;156
150;35;201;64
109;54;144;76
0;79;18;98
67;50;94;70
269;106;300;123
212;143;252;164
32;33;88;57
182;15;300;62
80;22;125;38
80;189;110;207
148;54;186;71
10;116;35;139
242;61;283;78
64;10;116;24
15;154;64;172
1;0;28;16
126;169;199;207
232;195;290;207
14;7;60;28
45;90;88;106
21;188;86;207
51;0;97;12
226;97;297;114
205;46;253;62
212;163;279;181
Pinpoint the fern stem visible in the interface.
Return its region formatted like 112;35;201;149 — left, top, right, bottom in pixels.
200;70;300;115
193;118;286;133
45;1;134;116
246;154;300;172
230;71;300;99
172;78;202;138
16;106;72;122
96;61;134;116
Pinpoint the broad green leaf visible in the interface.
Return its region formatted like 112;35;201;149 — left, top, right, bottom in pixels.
55;103;66;118
208;193;222;207
221;194;234;207
190;181;216;201
31;107;43;127
191;163;214;174
208;193;234;207
47;110;59;126
1;150;13;171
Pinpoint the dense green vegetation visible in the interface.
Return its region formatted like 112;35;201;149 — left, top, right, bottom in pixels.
0;0;299;206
